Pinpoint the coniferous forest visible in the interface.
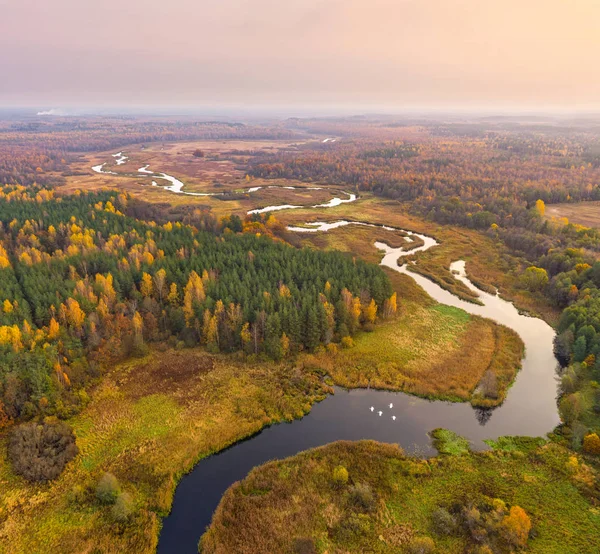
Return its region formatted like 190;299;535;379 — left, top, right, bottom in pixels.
0;185;393;423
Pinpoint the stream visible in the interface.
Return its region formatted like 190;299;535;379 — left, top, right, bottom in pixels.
157;220;559;554
91;152;356;211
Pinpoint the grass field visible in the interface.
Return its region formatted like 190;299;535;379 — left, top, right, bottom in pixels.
200;439;600;554
308;271;523;406
546;201;600;229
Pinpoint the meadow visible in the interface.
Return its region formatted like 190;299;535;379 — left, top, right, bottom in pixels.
546;201;600;230
200;439;600;554
308;272;523;406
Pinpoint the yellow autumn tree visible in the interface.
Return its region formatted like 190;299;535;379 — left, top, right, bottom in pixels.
183;271;205;325
535;199;545;217
0;325;23;352
280;332;290;357
240;322;252;353
278;284;291;298
2;299;13;314
350;297;362;329
167;283;179;305
48;317;60;340
382;292;397;319
65;298;85;332
140;272;154;298
154;268;167;303
499;506;531;548
364;298;378;324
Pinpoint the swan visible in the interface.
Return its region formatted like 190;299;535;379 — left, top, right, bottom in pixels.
378;411;383;416
370;406;374;412
392;416;396;421
389;403;393;409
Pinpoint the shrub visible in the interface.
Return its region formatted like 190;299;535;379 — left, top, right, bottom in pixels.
348;482;376;512
8;420;78;482
68;484;86;505
332;513;372;541
407;536;435;554
111;492;134;522
96;472;121;504
499;505;531;548
341;336;355;349
332;465;349;486
326;342;339;355
583;433;600;455
431;507;456;535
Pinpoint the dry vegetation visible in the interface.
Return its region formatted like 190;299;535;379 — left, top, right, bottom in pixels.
546;201;600;229
200;439;600;554
307;272;523;406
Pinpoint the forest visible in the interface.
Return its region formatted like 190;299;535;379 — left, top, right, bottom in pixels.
0;116;299;187
0;185;393;425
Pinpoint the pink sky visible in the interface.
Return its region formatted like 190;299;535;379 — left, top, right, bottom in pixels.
1;0;599;110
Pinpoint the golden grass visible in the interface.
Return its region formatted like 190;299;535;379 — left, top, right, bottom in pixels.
546;201;600;229
308;271;523;405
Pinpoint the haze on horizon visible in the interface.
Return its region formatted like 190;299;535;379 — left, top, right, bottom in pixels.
1;0;599;112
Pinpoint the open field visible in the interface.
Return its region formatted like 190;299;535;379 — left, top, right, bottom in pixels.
200;439;600;554
547;201;600;229
0;351;329;554
309;271;523;406
63;139;344;218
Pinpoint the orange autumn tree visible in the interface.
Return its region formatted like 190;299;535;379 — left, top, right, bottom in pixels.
499;506;531;548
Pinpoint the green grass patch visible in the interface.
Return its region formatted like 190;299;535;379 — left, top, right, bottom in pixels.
430;428;471;456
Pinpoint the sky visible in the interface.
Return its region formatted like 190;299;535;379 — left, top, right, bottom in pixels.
1;0;599;113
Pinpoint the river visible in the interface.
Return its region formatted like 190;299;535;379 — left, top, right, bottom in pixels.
91;152;356;211
157;220;559;554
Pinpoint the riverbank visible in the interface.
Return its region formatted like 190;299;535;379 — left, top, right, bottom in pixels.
308;272;524;406
199;439;600;554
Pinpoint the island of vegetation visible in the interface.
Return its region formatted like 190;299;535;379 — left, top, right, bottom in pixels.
200;437;600;554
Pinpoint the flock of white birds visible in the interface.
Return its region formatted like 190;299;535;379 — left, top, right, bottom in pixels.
370;404;396;420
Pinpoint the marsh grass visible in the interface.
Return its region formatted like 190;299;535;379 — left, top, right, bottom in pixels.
309;272;523;406
200;439;600;554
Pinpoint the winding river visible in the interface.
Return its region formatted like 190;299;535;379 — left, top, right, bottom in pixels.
91;152;357;212
158;220;559;554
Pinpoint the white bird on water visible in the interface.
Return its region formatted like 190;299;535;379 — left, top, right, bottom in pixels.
378;411;383;416
392;416;396;421
370;406;374;412
389;403;393;409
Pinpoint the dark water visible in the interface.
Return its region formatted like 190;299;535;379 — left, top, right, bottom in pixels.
158;380;558;554
158;226;561;553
